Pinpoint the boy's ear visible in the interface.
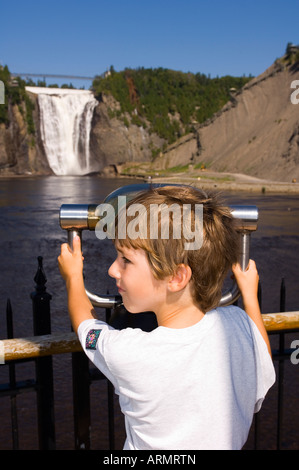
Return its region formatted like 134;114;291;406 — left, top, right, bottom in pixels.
168;264;192;292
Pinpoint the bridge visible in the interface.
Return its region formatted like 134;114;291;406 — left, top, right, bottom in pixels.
12;72;95;81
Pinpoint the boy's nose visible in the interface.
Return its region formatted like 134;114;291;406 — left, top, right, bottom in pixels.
108;259;119;279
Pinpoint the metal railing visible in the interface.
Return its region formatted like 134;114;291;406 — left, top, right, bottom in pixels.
0;256;298;450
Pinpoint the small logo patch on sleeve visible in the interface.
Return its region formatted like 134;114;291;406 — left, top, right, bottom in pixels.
85;329;102;350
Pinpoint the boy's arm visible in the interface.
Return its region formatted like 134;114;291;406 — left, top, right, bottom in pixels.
232;260;272;356
58;236;96;334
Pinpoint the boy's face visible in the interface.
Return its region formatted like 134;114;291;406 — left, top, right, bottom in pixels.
108;243;169;314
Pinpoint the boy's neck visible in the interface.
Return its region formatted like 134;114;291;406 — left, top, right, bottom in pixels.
156;305;205;329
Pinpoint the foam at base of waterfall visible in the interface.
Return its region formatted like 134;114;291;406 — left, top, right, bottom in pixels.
26;87;99;176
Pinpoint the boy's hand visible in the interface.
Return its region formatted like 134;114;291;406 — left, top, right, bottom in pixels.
58;236;84;282
58;236;95;333
232;260;271;356
232;259;259;303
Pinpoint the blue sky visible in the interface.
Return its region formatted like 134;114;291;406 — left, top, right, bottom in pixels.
1;0;298;88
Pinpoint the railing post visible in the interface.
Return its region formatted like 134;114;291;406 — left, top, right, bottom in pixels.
277;278;286;450
31;256;56;450
6;299;19;450
72;348;91;450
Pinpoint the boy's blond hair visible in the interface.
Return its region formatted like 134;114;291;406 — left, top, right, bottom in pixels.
115;185;239;312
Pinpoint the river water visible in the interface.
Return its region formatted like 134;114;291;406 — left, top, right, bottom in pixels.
0;175;298;449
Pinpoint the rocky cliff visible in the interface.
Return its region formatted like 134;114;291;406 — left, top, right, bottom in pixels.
89;93;165;174
159;57;299;182
0;92;51;176
198;59;299;182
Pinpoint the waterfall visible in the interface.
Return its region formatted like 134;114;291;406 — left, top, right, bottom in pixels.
26;87;99;175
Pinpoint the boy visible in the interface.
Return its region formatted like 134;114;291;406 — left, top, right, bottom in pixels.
58;185;275;450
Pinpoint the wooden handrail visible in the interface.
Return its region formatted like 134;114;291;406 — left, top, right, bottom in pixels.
262;311;299;332
1;311;299;363
0;332;82;362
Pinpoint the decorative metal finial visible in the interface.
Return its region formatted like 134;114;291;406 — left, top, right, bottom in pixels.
34;256;47;292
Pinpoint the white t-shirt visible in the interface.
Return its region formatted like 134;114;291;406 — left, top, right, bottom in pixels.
77;306;275;450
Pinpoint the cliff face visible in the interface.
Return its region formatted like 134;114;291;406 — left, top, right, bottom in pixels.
0;93;51;176
159;59;299;182
89;94;165;172
198;60;299;182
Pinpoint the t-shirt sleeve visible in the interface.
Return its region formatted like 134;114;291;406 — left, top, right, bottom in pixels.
248;317;276;413
77;318;119;388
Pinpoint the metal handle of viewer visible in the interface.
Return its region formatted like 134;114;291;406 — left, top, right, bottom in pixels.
219;231;250;306
219;205;258;306
66;227;122;308
59;185;258;308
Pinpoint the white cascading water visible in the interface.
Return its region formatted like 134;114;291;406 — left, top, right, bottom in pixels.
26;86;99;175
